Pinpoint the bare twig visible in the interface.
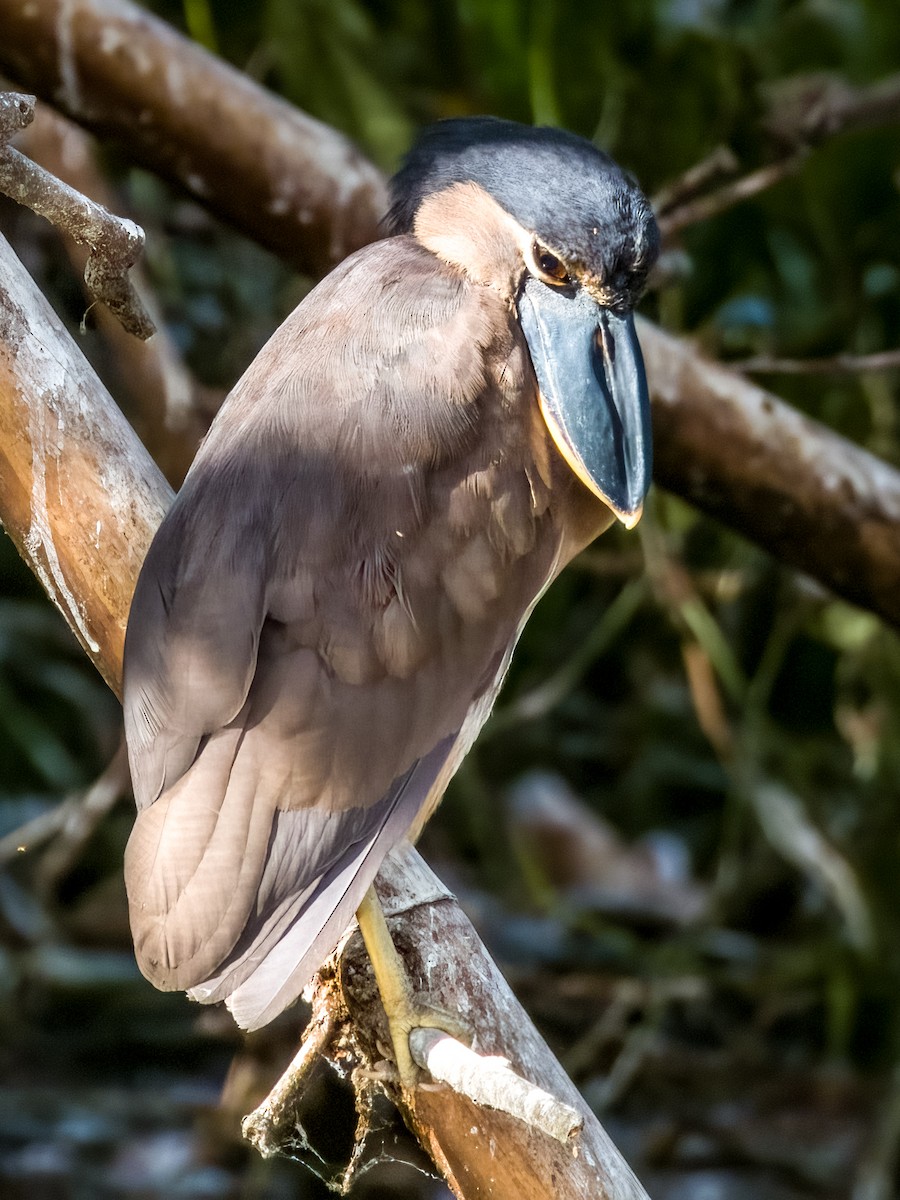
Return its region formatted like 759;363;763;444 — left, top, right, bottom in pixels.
656;70;900;242
762;71;900;150
409;1030;583;1146
652;145;740;216
0;799;69;866
242;996;338;1158
36;737;129;894
750;781;873;953
563;983;646;1080
734;349;900;376
681;638;735;761
658;152;808;239
0;739;128;869
16;102;209;485
0;91;153;338
590;1023;657;1114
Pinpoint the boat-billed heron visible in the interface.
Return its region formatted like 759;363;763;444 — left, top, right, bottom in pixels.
123;117;658;1086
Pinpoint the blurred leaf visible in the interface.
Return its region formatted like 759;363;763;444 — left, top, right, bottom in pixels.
261;0;414;166
750;780;873;953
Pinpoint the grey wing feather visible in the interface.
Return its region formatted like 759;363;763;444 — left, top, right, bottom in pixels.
201;735;456;1030
123;486;269;811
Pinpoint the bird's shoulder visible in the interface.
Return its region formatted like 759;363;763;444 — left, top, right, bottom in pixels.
203;235;515;468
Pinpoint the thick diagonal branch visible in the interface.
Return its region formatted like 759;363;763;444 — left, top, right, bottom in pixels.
0;231;169;692
640;321;900;628
0;0;387;277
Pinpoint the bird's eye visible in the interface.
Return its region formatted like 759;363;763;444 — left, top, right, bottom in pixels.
532;243;571;286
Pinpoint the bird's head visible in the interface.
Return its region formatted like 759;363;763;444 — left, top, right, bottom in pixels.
387;117;659;526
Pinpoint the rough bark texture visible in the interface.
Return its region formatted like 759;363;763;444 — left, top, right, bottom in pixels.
0;228;649;1199
640;320;900;627
0;0;388;276
0;229;170;694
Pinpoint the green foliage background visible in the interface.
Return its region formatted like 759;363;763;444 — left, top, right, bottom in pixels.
1;0;900;1194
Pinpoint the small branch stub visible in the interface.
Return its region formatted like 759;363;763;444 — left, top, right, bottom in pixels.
242;1003;338;1159
410;1029;584;1146
0;90;35;137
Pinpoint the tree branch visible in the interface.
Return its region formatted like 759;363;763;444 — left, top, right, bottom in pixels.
14;100;209;485
733;349;900;376
0;90;154;338
640;320;900;628
242;992;338;1159
761;70;900;150
344;847;648;1199
651;145;739;216
0;0;388;277
657;152;808;239
657;71;900;239
0;229;170;693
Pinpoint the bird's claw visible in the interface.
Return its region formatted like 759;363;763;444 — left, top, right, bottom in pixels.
385;997;469;1091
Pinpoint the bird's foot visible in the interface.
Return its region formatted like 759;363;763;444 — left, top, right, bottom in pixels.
356;885;468;1091
382;991;469;1091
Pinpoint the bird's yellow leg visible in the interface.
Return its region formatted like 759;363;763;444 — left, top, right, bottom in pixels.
356;886;464;1090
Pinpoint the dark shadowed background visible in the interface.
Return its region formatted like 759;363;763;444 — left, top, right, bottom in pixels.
1;0;900;1197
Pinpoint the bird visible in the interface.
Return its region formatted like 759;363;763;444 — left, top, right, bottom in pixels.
122;116;659;1087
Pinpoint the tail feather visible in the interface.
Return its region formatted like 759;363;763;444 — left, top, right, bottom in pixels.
191;735;457;1030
